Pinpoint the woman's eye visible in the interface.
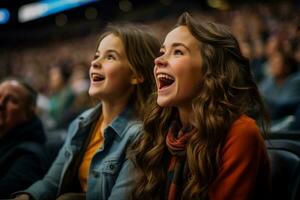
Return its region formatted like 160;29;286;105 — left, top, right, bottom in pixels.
107;54;116;60
174;49;183;56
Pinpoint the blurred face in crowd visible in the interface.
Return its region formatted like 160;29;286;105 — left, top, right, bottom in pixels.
89;34;135;103
154;26;203;108
239;41;252;59
49;67;65;93
268;51;285;79
0;80;32;137
265;35;280;58
295;45;300;64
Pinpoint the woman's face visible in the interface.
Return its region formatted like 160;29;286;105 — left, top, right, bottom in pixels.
49;67;64;92
268;51;285;78
89;34;134;101
154;26;203;108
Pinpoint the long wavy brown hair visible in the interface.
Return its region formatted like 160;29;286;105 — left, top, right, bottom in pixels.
129;12;270;200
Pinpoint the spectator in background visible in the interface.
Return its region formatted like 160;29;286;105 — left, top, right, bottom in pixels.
47;60;75;129
0;78;48;199
69;61;90;95
239;40;266;83
288;105;300;131
130;12;271;200
294;39;300;67
59;62;92;129
14;24;160;200
251;34;283;84
259;49;300;129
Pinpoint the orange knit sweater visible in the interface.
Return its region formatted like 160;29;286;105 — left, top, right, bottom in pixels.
209;115;271;200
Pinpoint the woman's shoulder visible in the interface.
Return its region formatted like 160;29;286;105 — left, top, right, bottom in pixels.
225;115;264;148
221;115;268;165
231;115;257;129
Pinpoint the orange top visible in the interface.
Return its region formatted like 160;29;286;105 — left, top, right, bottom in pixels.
209;115;271;200
78;116;104;192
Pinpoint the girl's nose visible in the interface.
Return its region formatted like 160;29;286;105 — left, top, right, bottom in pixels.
90;58;101;69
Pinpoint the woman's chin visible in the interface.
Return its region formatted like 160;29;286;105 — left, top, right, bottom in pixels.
157;97;172;107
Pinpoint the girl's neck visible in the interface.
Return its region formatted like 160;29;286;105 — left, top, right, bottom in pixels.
100;99;128;133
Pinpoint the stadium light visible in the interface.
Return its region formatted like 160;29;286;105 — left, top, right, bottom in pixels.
18;0;98;23
0;8;10;24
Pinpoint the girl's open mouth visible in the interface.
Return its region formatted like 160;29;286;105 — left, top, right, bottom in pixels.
91;73;105;82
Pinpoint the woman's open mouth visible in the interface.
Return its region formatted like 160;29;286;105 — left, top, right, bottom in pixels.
157;73;175;90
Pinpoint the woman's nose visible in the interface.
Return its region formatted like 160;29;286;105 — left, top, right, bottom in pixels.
154;56;167;68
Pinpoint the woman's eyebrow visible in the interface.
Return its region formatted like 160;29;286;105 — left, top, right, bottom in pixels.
171;43;190;52
161;43;190;53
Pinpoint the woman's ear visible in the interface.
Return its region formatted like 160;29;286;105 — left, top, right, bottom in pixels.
130;74;144;85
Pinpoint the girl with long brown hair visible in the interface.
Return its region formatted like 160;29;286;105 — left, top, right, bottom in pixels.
130;12;271;200
14;24;160;200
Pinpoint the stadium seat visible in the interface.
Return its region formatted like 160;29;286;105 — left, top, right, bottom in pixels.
265;139;300;200
269;131;300;142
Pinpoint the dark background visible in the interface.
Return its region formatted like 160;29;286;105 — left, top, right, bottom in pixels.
1;0;296;47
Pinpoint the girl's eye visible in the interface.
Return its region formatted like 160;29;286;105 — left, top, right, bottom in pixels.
159;50;165;56
174;49;183;56
93;54;99;60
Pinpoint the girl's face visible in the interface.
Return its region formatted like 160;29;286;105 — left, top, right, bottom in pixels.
89;34;135;101
154;26;203;108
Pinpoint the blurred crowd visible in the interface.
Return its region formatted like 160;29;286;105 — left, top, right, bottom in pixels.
0;2;300;133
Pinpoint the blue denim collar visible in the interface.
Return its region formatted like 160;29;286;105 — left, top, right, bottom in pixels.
78;103;138;138
108;105;137;138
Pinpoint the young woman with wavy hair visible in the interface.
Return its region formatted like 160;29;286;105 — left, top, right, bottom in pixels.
130;12;271;200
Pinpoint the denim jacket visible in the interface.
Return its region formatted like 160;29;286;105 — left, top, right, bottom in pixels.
24;104;142;200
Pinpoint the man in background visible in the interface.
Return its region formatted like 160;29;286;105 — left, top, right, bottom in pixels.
0;78;48;199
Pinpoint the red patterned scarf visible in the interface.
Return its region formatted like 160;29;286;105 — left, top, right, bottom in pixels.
166;120;193;200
